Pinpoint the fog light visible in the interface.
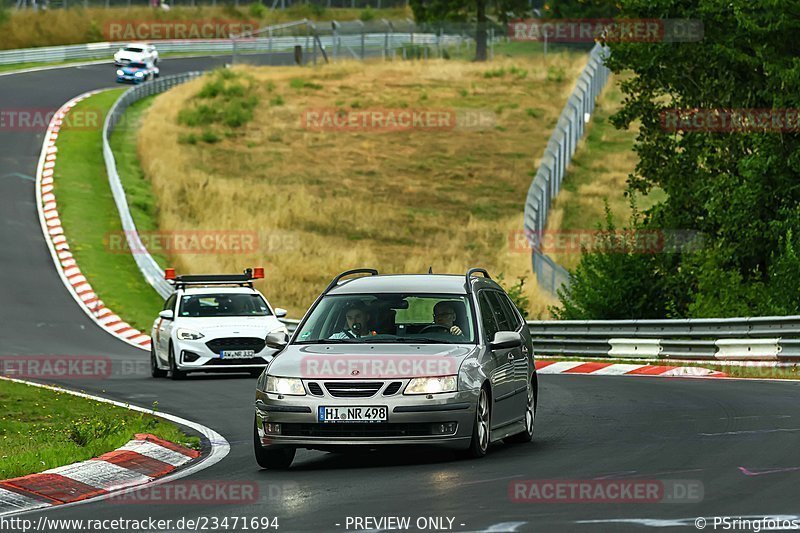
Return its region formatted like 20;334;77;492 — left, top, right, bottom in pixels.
432;422;457;435
263;422;281;435
182;351;200;363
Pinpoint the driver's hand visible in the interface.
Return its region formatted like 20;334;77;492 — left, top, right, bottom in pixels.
450;325;462;336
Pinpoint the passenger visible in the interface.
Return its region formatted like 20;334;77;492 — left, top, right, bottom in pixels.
330;302;375;339
432;302;463;336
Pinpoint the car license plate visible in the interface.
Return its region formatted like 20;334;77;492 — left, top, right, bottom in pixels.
220;350;255;359
318;406;388;423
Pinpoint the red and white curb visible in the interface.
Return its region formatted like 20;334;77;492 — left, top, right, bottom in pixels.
535;360;728;378
35;90;151;352
0;376;230;518
0;434;199;515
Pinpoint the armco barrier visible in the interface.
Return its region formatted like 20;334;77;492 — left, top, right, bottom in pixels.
103;72;203;299
522;43;611;295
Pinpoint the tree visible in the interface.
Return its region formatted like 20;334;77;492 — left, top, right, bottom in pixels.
409;0;530;61
554;0;800;318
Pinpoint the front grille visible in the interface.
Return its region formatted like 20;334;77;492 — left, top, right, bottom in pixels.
282;423;436;438
206;337;266;353
383;381;402;395
324;381;383;398
203;357;267;366
307;382;324;396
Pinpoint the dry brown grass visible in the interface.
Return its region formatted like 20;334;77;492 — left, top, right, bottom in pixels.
544;74;662;270
0;5;409;50
138;53;589;318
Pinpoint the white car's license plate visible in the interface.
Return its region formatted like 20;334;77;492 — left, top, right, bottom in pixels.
318;406;388;423
220;350;255;359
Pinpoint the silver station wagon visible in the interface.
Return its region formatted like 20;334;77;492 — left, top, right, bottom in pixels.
253;268;537;469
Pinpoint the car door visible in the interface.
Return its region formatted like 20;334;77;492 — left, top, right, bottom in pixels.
477;291;516;428
490;291;529;416
156;294;177;363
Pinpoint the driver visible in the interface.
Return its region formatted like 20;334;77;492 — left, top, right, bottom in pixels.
330;302;376;339
432;302;463;336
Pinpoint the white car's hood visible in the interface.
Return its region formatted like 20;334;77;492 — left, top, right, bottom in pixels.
178;316;283;334
115;51;146;61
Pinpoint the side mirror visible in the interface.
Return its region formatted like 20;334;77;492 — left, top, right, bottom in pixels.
158;309;174;320
490;331;522;350
266;331;289;350
274;307;288;318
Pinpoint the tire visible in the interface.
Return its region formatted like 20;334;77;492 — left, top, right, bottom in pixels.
168;344;186;380
505;379;536;444
151;341;167;378
462;386;491;459
253;417;295;469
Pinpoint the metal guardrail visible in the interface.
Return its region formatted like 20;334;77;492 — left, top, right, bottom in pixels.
523;43;611;295
103;71;203;299
528;316;800;361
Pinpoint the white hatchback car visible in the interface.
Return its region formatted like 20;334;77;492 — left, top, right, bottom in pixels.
114;43;159;66
150;268;288;379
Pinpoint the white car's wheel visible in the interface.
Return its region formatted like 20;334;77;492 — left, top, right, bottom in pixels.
151;341;167;378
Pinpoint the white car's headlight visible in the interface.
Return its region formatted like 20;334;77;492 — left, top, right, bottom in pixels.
266;376;306;396
135;71;144;77
116;69;124;76
404;376;457;395
177;328;204;341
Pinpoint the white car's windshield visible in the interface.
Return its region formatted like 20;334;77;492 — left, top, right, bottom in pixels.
178;293;272;318
123;47;144;53
295;293;476;344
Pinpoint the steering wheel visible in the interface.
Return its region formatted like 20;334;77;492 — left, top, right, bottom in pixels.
420;324;451;334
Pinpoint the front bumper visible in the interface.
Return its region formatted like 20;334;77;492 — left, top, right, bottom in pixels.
117;75;145;84
174;337;276;372
254;382;478;450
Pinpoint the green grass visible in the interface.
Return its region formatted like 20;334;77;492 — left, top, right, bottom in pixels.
111;96;168;271
54;90;165;332
0;379;200;479
540;356;800;380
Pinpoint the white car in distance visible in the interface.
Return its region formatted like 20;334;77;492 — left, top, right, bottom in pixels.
151;268;288;380
114;43;159;66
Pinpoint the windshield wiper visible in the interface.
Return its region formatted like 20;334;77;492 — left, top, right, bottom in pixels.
295;338;365;344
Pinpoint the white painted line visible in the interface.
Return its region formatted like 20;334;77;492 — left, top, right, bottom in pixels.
536;361;586;374
590;364;646;376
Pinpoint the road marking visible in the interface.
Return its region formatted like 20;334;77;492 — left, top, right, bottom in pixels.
700;428;800;436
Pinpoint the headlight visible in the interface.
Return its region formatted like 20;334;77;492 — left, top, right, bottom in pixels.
116;69;124;76
266;376;305;396
404;376;457;395
177;328;204;341
135;71;144;77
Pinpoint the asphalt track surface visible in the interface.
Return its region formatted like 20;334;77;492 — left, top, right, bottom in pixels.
2;55;800;533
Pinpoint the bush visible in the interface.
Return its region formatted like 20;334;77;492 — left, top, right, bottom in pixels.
85;20;103;43
201;130;220;144
360;7;375;22
249;0;266;19
546;66;565;82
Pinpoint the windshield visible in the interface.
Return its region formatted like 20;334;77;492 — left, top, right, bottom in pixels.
123;47;144;53
128;62;146;69
178;293;272;318
295;293;476;344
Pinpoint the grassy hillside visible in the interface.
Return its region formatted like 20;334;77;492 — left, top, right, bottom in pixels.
137;53;588;318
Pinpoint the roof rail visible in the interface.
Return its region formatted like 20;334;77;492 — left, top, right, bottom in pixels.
465;268;491;293
323;268;379;294
167;267;264;291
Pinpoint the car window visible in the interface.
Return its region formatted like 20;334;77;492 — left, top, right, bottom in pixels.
163;294;176;312
124;47;144;53
295;293;476;344
484;291;511;332
477;292;499;342
490;290;522;331
178;293;272;317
